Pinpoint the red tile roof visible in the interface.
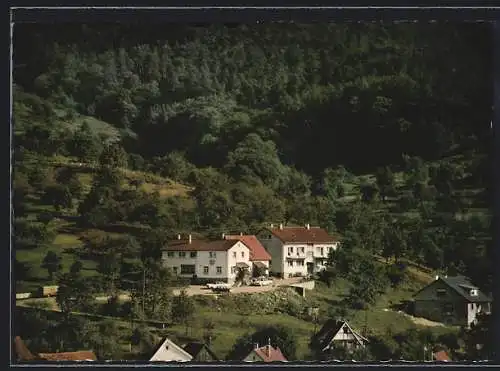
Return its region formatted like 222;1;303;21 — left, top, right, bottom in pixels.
37;351;97;361
225;235;271;261
253;345;287;362
164;239;240;252
433;350;451;362
267;226;338;244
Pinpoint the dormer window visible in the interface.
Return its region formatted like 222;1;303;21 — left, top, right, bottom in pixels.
470;289;478;296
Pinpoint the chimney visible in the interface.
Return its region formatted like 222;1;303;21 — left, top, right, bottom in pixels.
267;338;271;357
306;223;310;230
240;232;243;236
435;275;439;280
177;234;181;240
279;223;283;230
270;223;274;228
189;234;192;244
222;233;225;239
254;342;259;350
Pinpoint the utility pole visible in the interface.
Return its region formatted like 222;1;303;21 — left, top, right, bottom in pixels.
142;267;146;316
363;309;368;337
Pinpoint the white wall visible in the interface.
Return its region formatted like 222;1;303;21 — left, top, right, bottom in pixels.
161;241;251;283
257;233;284;275
226;241;252;281
283;243;338;277
197;250;229;280
150;339;193;362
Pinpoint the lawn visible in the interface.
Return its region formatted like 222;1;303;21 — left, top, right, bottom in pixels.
162;310;316;360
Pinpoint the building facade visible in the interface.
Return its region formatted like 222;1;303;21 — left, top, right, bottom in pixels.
413;275;492;328
162;236;252;284
224;234;272;277
256;224;340;278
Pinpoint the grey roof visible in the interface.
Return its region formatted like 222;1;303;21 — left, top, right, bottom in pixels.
440;276;491;303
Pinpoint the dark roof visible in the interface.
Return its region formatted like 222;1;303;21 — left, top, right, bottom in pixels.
236;262;250;268
37;351;97;361
182;342;219;361
252;345;287;362
440;276;491;303
267;226;339;244
14;336;37;361
311;319;367;350
164;239;240;252
225;235;271;261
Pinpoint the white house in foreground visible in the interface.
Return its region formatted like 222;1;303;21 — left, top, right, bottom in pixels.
162;235;251;284
256;224;340;278
149;338;193;362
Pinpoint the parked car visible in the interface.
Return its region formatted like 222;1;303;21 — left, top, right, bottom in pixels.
206;281;225;289
250;276;273;286
207;282;232;290
212;286;231;293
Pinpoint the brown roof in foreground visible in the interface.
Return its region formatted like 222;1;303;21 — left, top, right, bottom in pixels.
268;226;338;244
37;351;97;361
164;239;240;252
252;345;287;362
14;336;37;361
433;350;451;362
225;235;271;261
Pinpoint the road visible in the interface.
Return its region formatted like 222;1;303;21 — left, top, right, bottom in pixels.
93;277;304;302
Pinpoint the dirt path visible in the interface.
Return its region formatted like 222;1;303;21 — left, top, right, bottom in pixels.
382;308;445;327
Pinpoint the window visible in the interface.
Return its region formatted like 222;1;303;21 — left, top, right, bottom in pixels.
173;267;178;274
216;266;222;274
288;260;293;267
209;252;216;258
180;265;195;274
231;266;236;274
298;260;304;266
290;247;294;253
320;247;324;256
203;266;209;274
343;327;349;334
300;247;305;253
167;252;174;258
190;252;197;258
233;252;237;258
241;251;245;258
179;252;186;258
436;289;447;297
443;303;454;313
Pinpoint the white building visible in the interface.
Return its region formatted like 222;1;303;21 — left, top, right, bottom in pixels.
149;338;193;362
162;235;252;284
224;234;272;276
256;224;340;278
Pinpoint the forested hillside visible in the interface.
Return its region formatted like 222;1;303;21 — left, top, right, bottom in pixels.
13;23;494;360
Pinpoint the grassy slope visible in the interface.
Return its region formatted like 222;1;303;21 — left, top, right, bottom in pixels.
14;93;484;359
15;154;192;293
